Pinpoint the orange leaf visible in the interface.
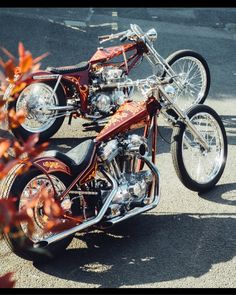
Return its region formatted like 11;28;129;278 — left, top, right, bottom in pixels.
11;82;26;95
4;60;16;82
0;139;10;157
22;133;39;151
0;198;17;227
8;108;25;129
19;54;33;74
0;100;6;108
0;272;15;288
14;66;22;75
12;140;23;158
0;111;6;122
18;42;25;59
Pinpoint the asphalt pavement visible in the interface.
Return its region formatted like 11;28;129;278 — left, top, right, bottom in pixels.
0;7;235;288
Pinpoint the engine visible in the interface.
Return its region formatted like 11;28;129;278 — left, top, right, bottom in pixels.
89;66;133;115
60;135;153;224
98;135;153;219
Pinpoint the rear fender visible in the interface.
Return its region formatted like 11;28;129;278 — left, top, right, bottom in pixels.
32;157;72;176
31;70;60;81
32;157;72;196
4;70;63;100
11;70;67;101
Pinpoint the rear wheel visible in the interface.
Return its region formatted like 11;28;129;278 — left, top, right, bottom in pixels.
8;81;67;142
1;167;74;262
171;104;227;192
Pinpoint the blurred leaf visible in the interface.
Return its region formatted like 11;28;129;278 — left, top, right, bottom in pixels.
8;108;25;129
11;82;27;96
0;100;6;108
0;198;34;236
0;58;5;68
33;52;49;64
4;60;16;82
0;272;15;288
19;53;33;74
0;139;10;157
18;42;25;59
1;47;15;61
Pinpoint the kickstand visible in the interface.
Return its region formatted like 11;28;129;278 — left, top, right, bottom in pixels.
68;112;79;125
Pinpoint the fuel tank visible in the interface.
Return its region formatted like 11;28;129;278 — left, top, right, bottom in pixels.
90;43;136;64
95;100;149;142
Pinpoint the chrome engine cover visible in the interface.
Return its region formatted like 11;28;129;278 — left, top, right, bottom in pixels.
90;67;132;115
94;93;111;113
99;135;153;219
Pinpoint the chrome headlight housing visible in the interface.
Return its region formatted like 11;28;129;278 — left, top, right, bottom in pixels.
146;28;158;42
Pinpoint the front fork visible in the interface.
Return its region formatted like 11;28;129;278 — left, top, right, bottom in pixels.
159;85;210;152
136;113;157;172
138;93;210;174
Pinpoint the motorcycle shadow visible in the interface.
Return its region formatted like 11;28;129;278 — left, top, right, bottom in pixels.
221;115;236;146
34;211;236;287
199;182;236;206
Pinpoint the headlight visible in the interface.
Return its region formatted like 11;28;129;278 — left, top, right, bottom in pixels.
146;28;158;42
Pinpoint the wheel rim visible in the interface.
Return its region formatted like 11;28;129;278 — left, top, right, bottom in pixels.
19;174;66;243
171;56;207;110
182;112;225;184
16;83;59;133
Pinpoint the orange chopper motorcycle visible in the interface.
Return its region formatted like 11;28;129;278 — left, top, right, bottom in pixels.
3;24;210;142
1;73;227;261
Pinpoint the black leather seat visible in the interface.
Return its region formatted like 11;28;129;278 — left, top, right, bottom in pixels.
46;61;89;74
42;139;95;175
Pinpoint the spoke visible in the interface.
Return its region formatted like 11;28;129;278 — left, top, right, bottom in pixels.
182;112;223;184
170;56;207;110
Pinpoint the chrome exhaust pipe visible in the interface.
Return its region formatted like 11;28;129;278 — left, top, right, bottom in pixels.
101;156;160;227
34;170;118;249
47;105;77;111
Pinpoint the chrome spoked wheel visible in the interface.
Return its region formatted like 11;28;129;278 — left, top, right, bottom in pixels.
171;57;207;109
182;113;224;184
171;104;227;192
16;83;58;133
19;174;66;243
166;50;210;111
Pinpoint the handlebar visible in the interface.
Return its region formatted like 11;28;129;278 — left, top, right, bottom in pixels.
98;30;129;44
98;34;110;42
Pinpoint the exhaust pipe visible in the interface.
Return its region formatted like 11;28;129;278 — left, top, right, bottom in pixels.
34;170;118;249
47;105;77;111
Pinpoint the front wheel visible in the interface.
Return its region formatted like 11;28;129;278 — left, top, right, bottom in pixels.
8;81;67;142
171;104;227;192
165;50;211;111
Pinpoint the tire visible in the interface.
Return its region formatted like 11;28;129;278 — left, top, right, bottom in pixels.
1;166;74;262
165;49;210;112
171;104;227;192
8;81;67;143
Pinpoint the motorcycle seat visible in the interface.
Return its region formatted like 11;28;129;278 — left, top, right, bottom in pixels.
41;139;95;175
46;61;89;74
